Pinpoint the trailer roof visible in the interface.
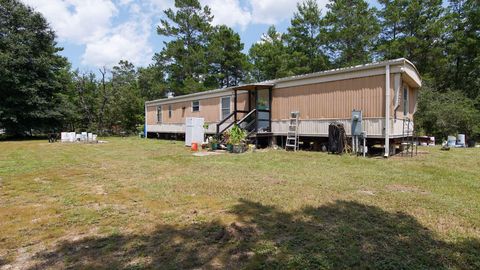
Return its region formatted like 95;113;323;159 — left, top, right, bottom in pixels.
146;58;421;105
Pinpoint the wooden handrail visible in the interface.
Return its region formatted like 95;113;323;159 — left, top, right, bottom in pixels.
237;109;256;125
216;111;236;135
216;109;257;136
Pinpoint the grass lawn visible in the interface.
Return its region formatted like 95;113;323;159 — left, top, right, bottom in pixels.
0;137;479;269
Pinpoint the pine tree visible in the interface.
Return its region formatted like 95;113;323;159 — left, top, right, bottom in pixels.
376;0;408;59
285;0;329;73
207;25;250;88
377;0;446;76
0;0;70;135
322;0;380;67
154;0;213;95
249;26;297;81
443;0;479;99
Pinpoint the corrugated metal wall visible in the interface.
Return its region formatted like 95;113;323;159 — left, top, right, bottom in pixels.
146;93;249;125
272;75;385;120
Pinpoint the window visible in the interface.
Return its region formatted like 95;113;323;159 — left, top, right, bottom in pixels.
192;100;200;112
403;86;409;116
221;96;231;119
168;105;172;118
156;106;162;123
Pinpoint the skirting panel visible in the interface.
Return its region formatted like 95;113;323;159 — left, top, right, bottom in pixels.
272;118;387;138
148;118;413;138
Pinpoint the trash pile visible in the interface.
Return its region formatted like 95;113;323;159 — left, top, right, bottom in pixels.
61;132;98;143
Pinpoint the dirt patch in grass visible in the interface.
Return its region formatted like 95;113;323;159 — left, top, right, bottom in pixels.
263;176;287;185
386;184;430;195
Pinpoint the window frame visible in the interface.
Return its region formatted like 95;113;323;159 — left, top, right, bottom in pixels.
221;96;231;120
192;100;200;112
403;86;409;116
156;105;162;123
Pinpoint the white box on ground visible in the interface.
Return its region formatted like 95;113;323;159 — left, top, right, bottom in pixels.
61;132;68;142
81;132;87;141
185;117;205;147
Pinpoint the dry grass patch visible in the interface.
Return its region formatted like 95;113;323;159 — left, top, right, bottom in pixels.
0;138;479;269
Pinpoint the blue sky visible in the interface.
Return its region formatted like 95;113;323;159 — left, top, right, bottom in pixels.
23;0;379;72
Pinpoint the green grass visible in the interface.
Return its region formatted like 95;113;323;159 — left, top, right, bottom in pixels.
0;137;479;269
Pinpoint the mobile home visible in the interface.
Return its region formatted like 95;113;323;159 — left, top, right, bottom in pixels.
145;58;422;156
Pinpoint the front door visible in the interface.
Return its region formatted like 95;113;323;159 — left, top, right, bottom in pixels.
255;88;271;132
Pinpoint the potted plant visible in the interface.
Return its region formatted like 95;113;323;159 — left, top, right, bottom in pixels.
222;130;233;152
208;136;219;151
228;124;247;153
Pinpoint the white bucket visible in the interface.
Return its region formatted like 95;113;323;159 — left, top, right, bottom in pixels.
447;136;456;147
457;134;465;147
429;136;435;146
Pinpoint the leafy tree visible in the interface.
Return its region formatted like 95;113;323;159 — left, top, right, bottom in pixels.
71;71;101;131
110;61;143;133
322;0;380;67
154;0;213;95
415;82;480;140
138;65;167;101
0;0;70;135
249;26;295;81
285;0;329;73
376;0;408;60
376;0;446;76
207;25;250;88
443;0;480;99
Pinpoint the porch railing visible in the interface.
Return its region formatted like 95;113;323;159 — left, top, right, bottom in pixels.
216;109;256;137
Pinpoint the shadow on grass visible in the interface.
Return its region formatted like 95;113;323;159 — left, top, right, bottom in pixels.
29;200;480;269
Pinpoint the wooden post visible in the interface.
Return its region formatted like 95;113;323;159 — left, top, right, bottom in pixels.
268;87;272;132
234;90;238;122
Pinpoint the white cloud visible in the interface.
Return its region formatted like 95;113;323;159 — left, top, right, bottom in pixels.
81;3;154;68
21;0;336;68
22;0;118;44
249;0;329;25
82;22;153;67
203;0;251;29
22;0;153;68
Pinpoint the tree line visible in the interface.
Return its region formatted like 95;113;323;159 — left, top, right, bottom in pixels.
0;0;479;140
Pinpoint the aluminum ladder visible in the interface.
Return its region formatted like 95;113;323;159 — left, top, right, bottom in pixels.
285;111;299;151
401;117;417;157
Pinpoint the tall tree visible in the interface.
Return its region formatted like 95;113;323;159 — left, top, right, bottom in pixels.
249;26;296;81
72;71;99;130
322;0;380;67
443;0;480;99
154;0;213;95
138;65;167;101
0;0;70;135
376;0;408;60
110;61;143;133
207;25;250;88
285;0;329;73
376;0;445;76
